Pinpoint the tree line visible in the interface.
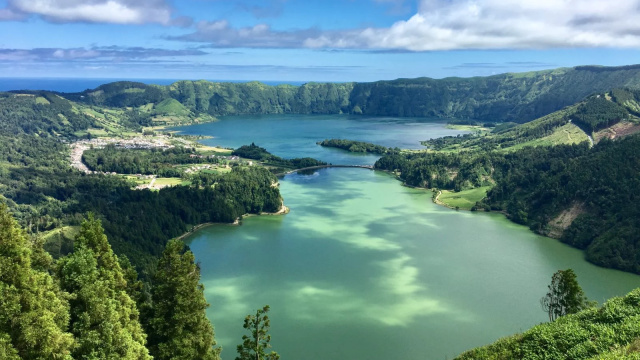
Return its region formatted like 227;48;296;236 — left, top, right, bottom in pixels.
0;205;278;360
232;143;327;170
375;134;640;274
82;145;218;177
317;139;397;154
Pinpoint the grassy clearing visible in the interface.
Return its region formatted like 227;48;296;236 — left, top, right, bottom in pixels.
505;123;589;151
83;107;105;119
201;167;231;174
87;128;109;136
154;98;189;115
35;96;50;105
154;178;183;186
41;226;80;243
438;186;491;210
446;124;491;132
195;145;232;154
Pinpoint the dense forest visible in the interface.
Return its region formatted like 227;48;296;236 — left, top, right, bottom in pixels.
0;97;282;277
58;65;640;123
317;139;396;154
82;145;216;176
232;143;327;169
0;206;221;359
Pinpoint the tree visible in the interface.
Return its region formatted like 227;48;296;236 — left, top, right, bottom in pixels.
147;238;220;360
57;214;151;360
236;305;279;360
0;203;74;359
540;269;591;321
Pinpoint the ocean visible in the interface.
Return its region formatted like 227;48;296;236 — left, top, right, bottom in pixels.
0;78;307;93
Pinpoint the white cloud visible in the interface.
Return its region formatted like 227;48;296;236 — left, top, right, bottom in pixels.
0;7;25;20
305;0;640;50
172;0;640;50
172;20;321;48
0;46;207;62
5;0;175;25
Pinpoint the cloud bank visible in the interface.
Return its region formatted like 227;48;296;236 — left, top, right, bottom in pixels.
173;0;640;50
0;46;206;62
1;0;180;25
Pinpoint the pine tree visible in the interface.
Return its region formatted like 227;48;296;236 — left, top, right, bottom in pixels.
0;203;74;359
57;214;151;360
236;305;279;360
147;238;221;360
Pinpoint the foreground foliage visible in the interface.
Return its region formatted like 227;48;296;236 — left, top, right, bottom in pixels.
57;215;151;359
541;269;592;322
147;239;220;360
237;305;279;360
456;288;640;360
0;203;74;359
0;207;220;360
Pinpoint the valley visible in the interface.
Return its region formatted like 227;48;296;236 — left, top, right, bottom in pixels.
3;65;640;359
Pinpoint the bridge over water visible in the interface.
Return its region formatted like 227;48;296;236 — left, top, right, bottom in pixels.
276;164;374;176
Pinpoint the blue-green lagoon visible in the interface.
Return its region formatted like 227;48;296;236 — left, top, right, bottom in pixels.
175;115;640;360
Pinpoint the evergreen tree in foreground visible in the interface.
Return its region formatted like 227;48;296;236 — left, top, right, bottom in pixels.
236;305;280;360
57;214;151;360
0;203;74;359
147;238;220;360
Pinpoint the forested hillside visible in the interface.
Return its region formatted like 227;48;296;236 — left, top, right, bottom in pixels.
62;65;640;123
375;89;640;273
0;92;283;278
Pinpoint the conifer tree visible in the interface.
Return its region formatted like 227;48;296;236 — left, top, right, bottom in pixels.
236;305;279;360
57;214;151;360
0;203;74;359
147;238;220;360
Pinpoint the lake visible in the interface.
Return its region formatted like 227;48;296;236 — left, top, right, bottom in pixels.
175;115;640;360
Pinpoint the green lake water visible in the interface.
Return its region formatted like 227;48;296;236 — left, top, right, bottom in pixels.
176;115;640;360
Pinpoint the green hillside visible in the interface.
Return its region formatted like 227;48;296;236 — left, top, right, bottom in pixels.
455;288;640;360
154;98;189;116
375;88;640;273
62;65;640;123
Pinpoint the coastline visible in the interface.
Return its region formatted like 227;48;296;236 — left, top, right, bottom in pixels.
174;202;290;241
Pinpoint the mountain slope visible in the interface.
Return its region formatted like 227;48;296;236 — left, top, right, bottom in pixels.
61;65;640;123
375;89;640;273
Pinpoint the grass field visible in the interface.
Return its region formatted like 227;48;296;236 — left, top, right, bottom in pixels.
445;124;492;132
154;98;189;116
35;96;50;105
41;226;80;242
195;145;232;154
438;186;491;210
505;123;589;151
154;178;183;186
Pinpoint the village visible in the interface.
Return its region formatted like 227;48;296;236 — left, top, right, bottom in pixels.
68;135;249;190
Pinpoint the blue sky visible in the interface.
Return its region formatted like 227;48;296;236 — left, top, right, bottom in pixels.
1;0;640;82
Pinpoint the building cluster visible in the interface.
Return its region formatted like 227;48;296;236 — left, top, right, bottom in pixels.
69;136;174;174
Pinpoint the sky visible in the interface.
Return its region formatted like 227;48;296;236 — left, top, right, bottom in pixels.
1;0;640;82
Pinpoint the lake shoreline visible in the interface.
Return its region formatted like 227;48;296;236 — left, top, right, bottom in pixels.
175;203;290;241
